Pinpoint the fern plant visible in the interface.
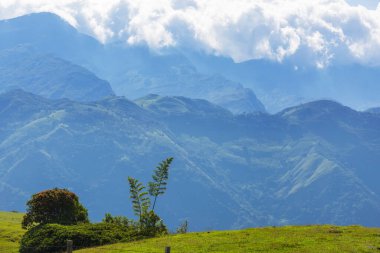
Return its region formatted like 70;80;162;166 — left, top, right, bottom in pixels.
128;177;151;222
127;157;173;233
148;157;173;211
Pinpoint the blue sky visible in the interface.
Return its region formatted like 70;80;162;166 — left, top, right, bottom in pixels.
1;0;380;67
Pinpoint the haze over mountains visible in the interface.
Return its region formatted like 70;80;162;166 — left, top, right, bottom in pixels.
0;46;114;101
3;12;380;113
0;12;379;230
0;13;265;114
1;90;380;230
182;51;380;112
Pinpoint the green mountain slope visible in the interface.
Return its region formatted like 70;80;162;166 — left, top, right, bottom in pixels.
0;91;380;230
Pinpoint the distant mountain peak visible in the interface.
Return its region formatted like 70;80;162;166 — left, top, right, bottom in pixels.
276;99;363;126
0;47;114;102
0;12;102;65
279;100;352;116
135;94;232;117
10;12;67;24
2;12;77;37
302;99;344;107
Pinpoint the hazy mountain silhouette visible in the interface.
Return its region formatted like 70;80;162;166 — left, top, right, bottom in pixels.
0;13;265;114
0;46;114;101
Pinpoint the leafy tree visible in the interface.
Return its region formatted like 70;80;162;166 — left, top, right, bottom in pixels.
148;157;173;210
128;177;151;223
21;188;88;229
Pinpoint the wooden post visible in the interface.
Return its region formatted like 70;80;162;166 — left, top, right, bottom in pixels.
165;246;171;253
66;240;73;253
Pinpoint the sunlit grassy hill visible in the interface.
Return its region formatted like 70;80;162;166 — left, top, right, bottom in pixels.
0;211;25;253
76;225;380;253
0;211;379;253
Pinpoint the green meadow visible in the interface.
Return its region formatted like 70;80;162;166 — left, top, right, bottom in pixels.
0;211;25;253
76;225;380;253
0;211;379;253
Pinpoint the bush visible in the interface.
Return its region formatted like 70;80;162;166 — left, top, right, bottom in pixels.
102;212;167;237
22;188;88;229
19;223;138;253
140;211;167;236
102;213;131;227
176;220;188;234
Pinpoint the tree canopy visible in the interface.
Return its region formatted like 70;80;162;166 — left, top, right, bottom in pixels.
22;188;88;229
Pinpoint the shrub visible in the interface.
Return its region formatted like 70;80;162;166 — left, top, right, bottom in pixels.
19;223;138;253
102;213;131;227
102;211;167;237
22;188;88;229
140;210;167;236
176;220;188;234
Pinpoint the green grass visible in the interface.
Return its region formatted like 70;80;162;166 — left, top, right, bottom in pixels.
0;211;25;253
76;225;380;253
0;211;379;253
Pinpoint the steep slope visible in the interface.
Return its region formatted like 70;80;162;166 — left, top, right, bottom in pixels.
0;47;114;101
1;91;379;230
0;12;102;69
0;90;261;230
136;95;380;227
0;13;265;114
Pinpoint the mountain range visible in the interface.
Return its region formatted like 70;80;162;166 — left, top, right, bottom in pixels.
0;13;265;114
0;12;379;230
183;51;380;112
0;90;379;230
3;12;380;113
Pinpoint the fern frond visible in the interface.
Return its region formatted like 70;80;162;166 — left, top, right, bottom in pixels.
148;157;173;210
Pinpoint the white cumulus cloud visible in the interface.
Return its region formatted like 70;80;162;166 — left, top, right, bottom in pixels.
1;0;380;67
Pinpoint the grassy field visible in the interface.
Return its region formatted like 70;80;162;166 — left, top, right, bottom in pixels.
0;211;379;253
76;225;380;253
0;211;25;253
